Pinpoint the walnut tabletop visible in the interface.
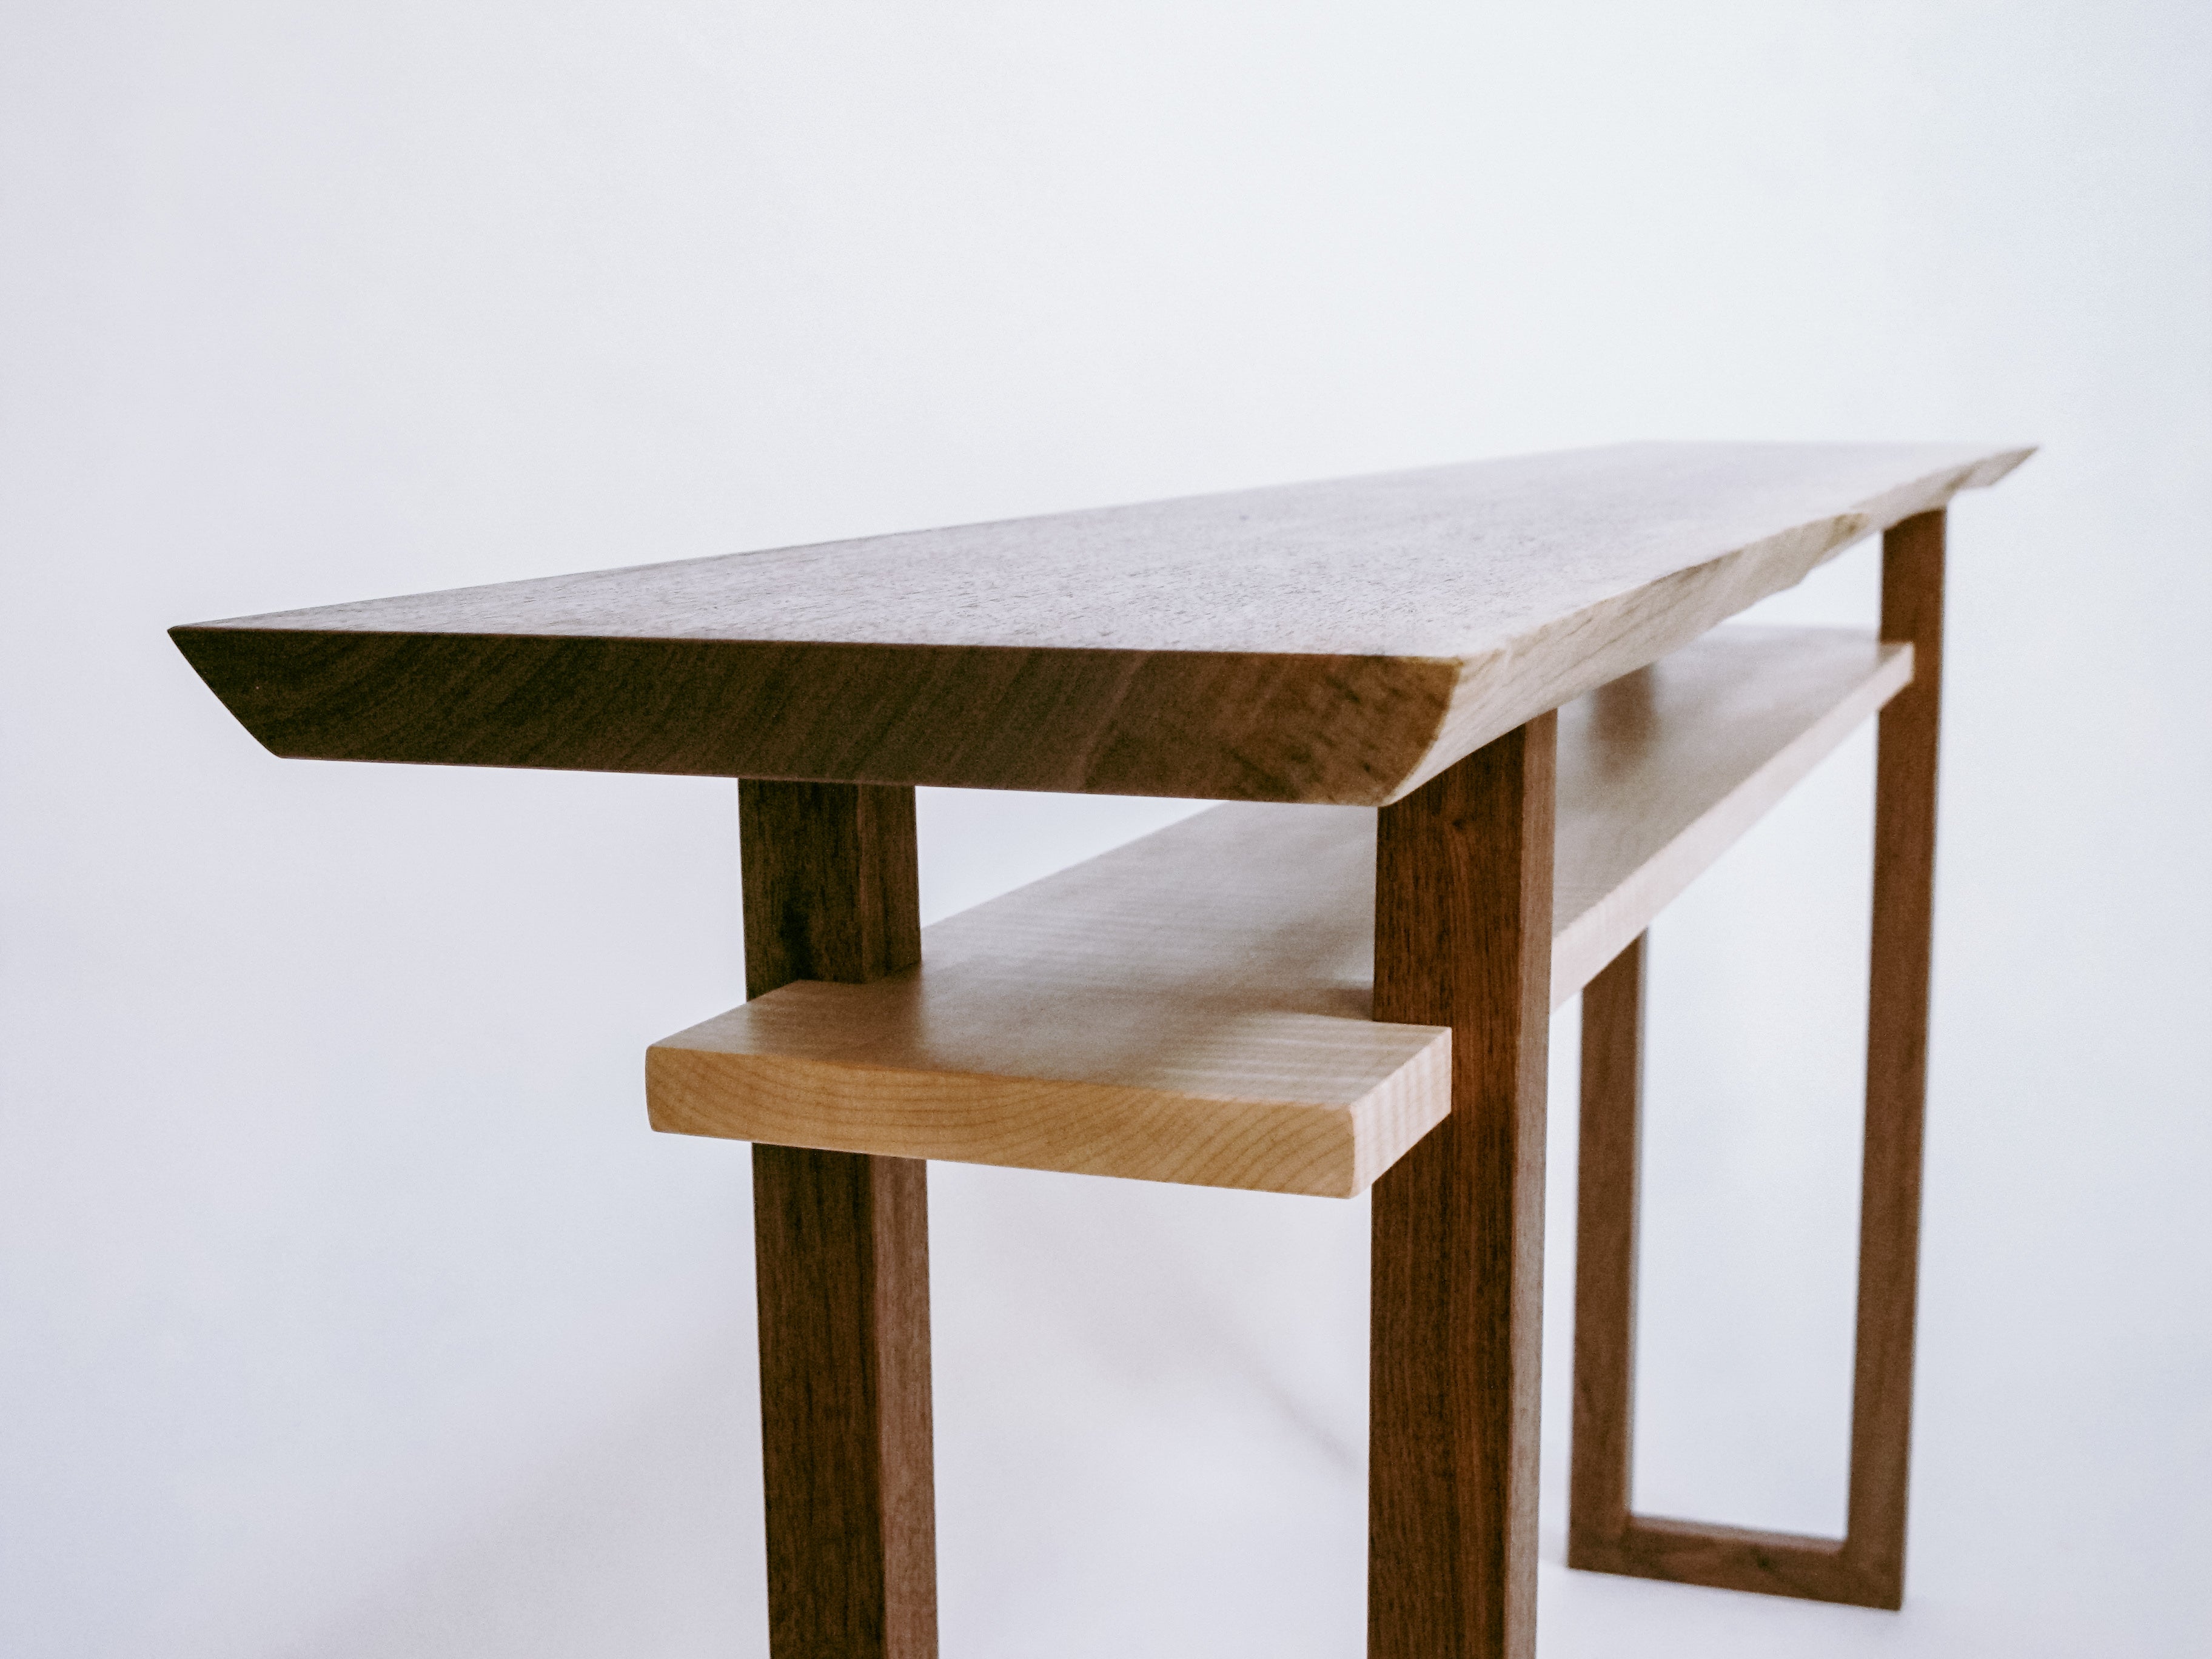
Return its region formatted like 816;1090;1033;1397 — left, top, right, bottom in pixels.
171;441;2028;804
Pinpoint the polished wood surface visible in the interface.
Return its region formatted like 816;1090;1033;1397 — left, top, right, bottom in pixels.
657;799;1453;1198
740;782;937;1659
1553;629;1912;1002
170;443;2024;804
1564;511;1948;1610
649;625;1910;1196
740;781;921;1000
1848;506;1946;1605
1369;716;1555;1659
752;1148;936;1659
1568;932;1644;1550
1566;932;1894;1603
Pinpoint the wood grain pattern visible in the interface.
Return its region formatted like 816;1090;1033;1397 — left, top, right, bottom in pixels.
740;782;936;1659
1369;715;1555;1659
1569;932;1644;1548
1552;630;1912;1003
1569;1513;1868;1604
649;626;1910;1196
1563;511;1949;1611
1846;506;1946;1605
752;1147;937;1659
740;780;920;996
659;799;1451;1198
1566;935;1879;1604
170;443;2027;805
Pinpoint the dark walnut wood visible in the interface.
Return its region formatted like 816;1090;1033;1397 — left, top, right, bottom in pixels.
1563;509;1949;1611
1569;931;1645;1550
1848;504;1946;1605
168;443;2028;805
1370;714;1556;1659
739;780;920;1000
752;1148;936;1659
1564;933;1875;1603
741;781;936;1659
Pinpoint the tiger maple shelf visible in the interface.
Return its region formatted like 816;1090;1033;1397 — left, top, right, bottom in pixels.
649;625;1910;1196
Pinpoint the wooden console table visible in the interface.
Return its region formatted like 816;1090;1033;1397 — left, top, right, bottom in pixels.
173;440;2031;1658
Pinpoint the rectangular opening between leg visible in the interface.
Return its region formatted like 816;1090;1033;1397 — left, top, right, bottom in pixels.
1566;514;1943;1615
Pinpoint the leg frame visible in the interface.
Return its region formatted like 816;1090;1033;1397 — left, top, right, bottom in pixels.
1566;509;1948;1610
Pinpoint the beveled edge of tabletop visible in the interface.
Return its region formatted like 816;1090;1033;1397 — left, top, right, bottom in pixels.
169;441;2034;805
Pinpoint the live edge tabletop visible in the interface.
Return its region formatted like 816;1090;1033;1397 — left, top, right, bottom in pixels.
171;441;2029;804
173;438;2031;1658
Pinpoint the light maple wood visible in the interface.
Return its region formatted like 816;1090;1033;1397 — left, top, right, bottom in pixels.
170;443;2025;805
1553;628;1912;1002
740;782;937;1659
649;625;1911;1196
657;802;1455;1198
1370;716;1555;1659
1564;511;1948;1611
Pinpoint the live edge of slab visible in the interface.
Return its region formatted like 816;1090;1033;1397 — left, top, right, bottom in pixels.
170;441;2029;806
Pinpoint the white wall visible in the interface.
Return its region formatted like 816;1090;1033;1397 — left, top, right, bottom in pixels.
3;4;2206;1655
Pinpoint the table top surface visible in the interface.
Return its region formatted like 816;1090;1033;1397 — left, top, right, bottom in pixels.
172;440;2030;803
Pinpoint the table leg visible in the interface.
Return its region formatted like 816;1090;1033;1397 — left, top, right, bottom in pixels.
1563;508;1946;1610
1370;714;1557;1659
1567;931;1644;1558
739;780;937;1659
1846;504;1946;1606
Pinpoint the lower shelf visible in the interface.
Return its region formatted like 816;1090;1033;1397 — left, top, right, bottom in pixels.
648;625;1910;1196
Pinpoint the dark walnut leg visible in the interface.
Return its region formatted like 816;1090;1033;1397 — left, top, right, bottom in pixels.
740;780;937;1659
1370;714;1557;1659
1565;508;1947;1610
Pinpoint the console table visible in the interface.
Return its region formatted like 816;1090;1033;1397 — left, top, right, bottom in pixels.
172;440;2031;1658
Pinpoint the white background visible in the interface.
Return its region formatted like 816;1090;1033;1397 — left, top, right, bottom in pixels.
4;4;2207;1654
